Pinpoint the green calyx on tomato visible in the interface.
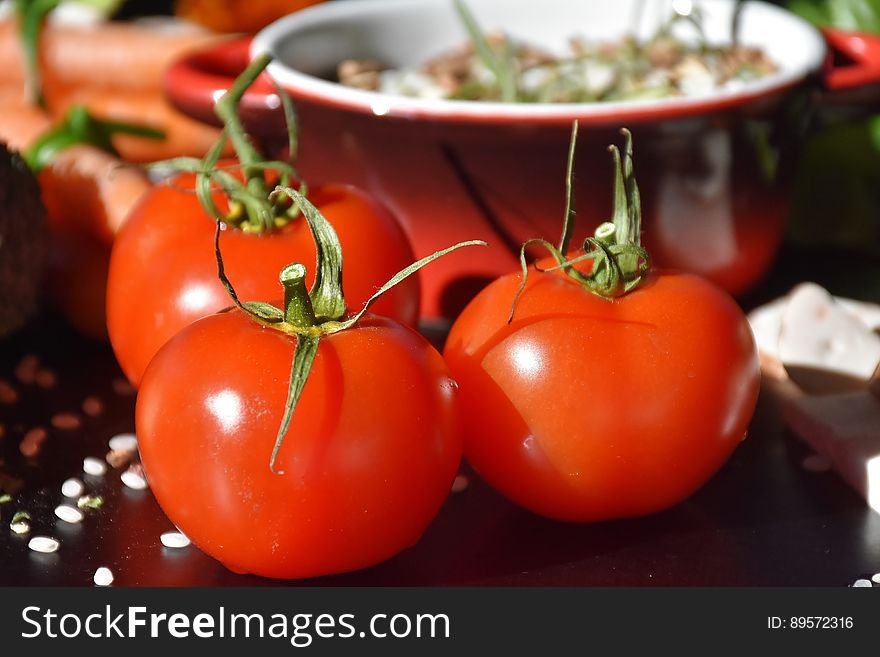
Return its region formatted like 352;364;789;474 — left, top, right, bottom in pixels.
214;184;485;473
150;53;304;234
509;123;652;321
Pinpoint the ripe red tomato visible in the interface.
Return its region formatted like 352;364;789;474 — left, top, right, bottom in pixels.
443;264;760;522
107;172;419;386
136;310;461;579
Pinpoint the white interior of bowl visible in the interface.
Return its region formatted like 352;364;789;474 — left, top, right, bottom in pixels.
252;0;826;121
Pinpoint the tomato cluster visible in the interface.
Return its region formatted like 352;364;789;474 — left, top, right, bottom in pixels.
105;60;760;581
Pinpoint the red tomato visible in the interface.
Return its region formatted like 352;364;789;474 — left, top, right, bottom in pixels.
443;264;760;522
136;310;461;579
106;173;419;386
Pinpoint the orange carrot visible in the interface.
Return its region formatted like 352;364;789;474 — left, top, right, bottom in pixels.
0;87;51;150
39;144;151;243
0;18;225;97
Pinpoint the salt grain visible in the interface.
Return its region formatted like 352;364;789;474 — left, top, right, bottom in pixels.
451;474;470;493
28;536;59;553
61;478;84;498
801;454;832;473
54;504;84;524
93;567;114;587
83;457;107;476
51;413;82;431
160;531;190;548
109;433;138;453
121;466;148;490
852;579;873;587
10;521;30;535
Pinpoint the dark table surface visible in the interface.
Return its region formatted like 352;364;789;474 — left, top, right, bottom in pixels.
2;245;879;587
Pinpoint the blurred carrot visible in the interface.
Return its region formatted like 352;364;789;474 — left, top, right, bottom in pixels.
175;0;325;33
37;142;152;339
14;106;157;340
38;144;151;243
0;88;51;149
0;17;225;98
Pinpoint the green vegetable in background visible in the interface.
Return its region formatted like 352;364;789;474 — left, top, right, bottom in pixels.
786;0;880;257
788;0;880;31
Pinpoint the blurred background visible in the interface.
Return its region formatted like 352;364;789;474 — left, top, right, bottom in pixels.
109;0;880;269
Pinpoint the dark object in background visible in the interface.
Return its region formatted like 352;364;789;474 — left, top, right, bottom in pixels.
113;0;174;19
0;144;47;338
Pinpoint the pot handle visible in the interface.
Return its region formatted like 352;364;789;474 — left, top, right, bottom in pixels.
163;35;285;138
820;27;880;91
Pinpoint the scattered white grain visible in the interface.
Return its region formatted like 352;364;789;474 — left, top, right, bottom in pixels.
54;504;84;524
83;457;107;476
852;579;873;587
801;454;832;473
121;467;148;490
872;573;880;584
10;521;30;535
28;536;59;553
160;531;190;549
61;477;85;498
451;474;470;493
93;567;114;587
108;433;138;453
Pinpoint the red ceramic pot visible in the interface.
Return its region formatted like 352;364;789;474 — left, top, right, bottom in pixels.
164;0;880;325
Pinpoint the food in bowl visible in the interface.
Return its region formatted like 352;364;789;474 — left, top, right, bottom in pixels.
336;2;778;102
166;0;880;321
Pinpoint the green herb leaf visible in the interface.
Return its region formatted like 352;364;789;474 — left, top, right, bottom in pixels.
454;0;519;102
77;495;104;509
15;0;60;107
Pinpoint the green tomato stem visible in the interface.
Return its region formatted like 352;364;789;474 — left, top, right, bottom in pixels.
280;263;317;328
508;126;651;323
557;121;579;254
214;53;273;223
270;334;319;475
15;0;60;109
